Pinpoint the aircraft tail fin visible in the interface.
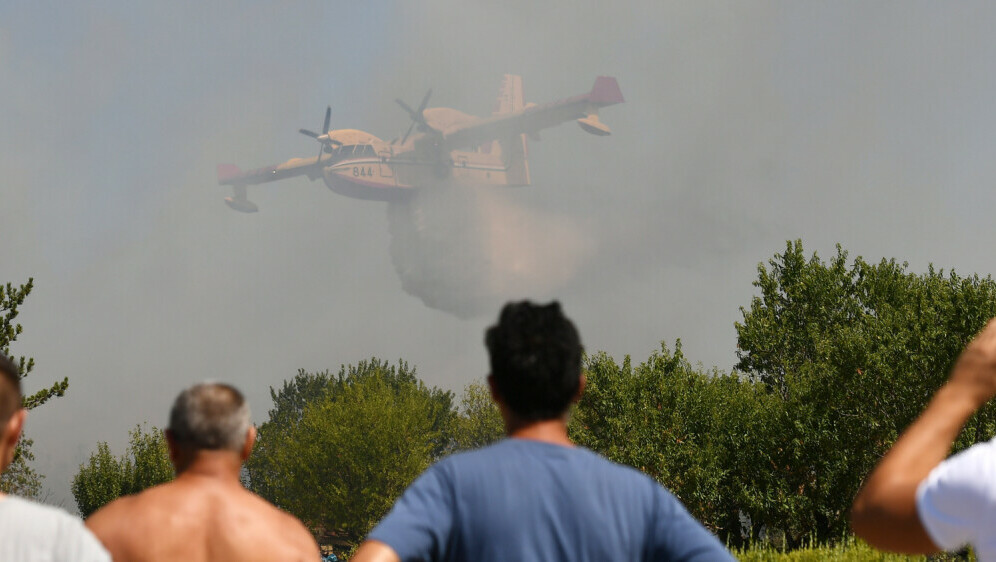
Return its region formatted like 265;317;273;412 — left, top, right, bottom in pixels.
589;76;624;106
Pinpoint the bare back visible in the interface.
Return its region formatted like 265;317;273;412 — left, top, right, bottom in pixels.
86;475;319;562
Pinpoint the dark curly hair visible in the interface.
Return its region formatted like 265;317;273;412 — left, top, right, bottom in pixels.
485;301;583;421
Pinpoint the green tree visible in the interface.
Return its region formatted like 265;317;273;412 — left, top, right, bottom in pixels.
563;241;996;547
733;240;996;544
0;279;69;497
451;381;503;451
72;425;173;517
71;442;125;518
571;345;770;541
243;368;335;504
245;359;455;548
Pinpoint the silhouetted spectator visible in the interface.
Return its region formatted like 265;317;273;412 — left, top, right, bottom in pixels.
352;301;733;562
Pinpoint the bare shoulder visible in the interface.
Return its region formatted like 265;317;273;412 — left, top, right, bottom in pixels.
85;494;136;530
240;489;320;554
84;493;142;546
86;483;180;535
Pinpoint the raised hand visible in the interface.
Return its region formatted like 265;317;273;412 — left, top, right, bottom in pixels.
947;318;996;409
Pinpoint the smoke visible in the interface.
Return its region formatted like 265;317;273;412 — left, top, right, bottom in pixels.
387;181;592;318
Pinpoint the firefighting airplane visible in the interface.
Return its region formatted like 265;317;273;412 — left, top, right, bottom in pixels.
216;75;624;212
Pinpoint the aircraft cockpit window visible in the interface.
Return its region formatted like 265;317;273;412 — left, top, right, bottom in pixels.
333;145;376;158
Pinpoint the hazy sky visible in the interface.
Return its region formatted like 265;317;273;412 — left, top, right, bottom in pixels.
4;2;996;509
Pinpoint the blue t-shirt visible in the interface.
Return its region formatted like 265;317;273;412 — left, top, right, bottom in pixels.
368;439;732;561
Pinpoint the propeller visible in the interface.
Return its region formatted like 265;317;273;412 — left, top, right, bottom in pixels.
395;89;433;145
299;106;342;160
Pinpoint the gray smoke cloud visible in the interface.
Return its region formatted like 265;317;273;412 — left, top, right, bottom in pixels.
387;181;592;318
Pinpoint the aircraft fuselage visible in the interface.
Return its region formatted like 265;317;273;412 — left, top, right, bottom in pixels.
319;143;526;202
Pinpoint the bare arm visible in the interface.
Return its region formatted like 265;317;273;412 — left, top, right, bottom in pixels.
350;540;400;562
851;318;996;553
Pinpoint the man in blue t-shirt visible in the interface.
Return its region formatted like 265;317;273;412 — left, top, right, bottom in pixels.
352;301;733;562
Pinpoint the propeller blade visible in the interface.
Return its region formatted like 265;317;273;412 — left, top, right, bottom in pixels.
322;106;331;135
396;98;417;119
400;121;416;145
397;89;434;144
416;89;433;114
300;129;320;139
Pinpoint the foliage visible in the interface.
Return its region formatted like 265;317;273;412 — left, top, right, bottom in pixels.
565;241;996;548
0;279;69;497
245;359;455;546
0;279;68;413
0;435;42;498
451;381;503;451
243;368;335;503
72;425;173;517
123;424;174;492
734;537;969;561
571;345;774;540
733;240;996;544
72;442;124;517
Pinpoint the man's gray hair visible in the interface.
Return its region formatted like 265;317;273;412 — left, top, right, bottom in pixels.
167;382;251;451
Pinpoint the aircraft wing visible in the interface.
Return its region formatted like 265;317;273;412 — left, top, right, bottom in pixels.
439;76;624;151
216;154;329;187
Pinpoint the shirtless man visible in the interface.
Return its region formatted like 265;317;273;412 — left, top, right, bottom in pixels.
86;382;320;562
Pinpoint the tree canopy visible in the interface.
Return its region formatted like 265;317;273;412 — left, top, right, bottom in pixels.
572;345;769;540
733;240;996;543
451;381;503;451
245;359;455;546
72;425;173;517
0;279;69;497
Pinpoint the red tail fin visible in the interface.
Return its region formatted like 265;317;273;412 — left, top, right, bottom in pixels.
589;76;624;105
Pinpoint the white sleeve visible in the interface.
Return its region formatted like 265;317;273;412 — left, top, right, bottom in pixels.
56;515;111;562
916;441;996;552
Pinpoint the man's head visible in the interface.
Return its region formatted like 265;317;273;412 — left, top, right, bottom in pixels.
0;353;26;475
166;382;254;470
485;301;584;422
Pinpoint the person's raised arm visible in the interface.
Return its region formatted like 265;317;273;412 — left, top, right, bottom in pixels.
850;318;996;553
